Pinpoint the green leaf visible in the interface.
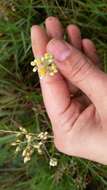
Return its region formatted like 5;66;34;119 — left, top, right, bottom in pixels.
0;135;16;144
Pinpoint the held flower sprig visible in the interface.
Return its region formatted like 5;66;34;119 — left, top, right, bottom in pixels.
30;53;58;79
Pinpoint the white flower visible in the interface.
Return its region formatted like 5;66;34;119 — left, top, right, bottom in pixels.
38;132;44;139
49;158;58;167
22;149;27;157
16;133;21;137
16;139;21;143
43;132;48;140
19;127;27;133
11;142;17;146
33;67;37;72
37;148;43;155
33;144;40;149
26;134;32;142
24;156;30;163
15;146;21;153
33;142;43;149
38;131;48;140
31;61;36;66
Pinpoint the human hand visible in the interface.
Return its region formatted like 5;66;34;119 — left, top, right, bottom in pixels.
31;17;107;165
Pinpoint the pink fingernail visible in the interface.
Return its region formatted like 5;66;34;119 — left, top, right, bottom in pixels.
47;39;71;61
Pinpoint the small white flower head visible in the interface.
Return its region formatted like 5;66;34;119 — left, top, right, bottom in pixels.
37;131;48;140
24;156;30;163
11;142;17;146
37;148;43;155
33;66;38;72
16;133;21;137
16;139;21;143
30;53;58;79
38;132;44;139
43;131;48;140
22;148;28;157
31;61;36;66
38;142;43;146
19;127;27;133
33;142;43;155
26;134;32;142
15;146;21;153
33;142;43;149
33;144;40;149
49;158;58;167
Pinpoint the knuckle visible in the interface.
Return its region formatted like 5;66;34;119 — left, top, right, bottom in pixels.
67;53;93;83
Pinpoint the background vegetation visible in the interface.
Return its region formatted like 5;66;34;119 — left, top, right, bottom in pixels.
0;0;107;189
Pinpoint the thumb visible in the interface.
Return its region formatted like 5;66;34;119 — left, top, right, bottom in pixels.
47;39;107;119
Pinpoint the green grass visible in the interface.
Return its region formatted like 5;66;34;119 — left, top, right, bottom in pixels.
0;0;107;189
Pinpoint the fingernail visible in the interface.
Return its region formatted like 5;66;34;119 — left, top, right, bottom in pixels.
47;39;71;61
46;16;57;22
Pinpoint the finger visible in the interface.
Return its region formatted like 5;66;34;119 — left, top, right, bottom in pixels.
45;16;64;39
45;18;80;95
65;26;100;106
31;25;81;132
31;25;49;56
47;39;107;119
66;24;83;95
66;24;82;94
82;39;100;66
67;24;82;50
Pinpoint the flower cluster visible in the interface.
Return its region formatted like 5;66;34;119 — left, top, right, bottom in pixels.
11;126;58;166
49;157;58;167
31;53;58;79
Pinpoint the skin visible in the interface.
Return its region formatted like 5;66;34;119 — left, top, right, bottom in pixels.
31;17;107;165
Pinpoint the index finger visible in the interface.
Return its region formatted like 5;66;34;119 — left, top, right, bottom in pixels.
31;25;81;132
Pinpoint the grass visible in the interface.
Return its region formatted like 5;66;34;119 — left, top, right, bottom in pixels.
0;0;107;189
